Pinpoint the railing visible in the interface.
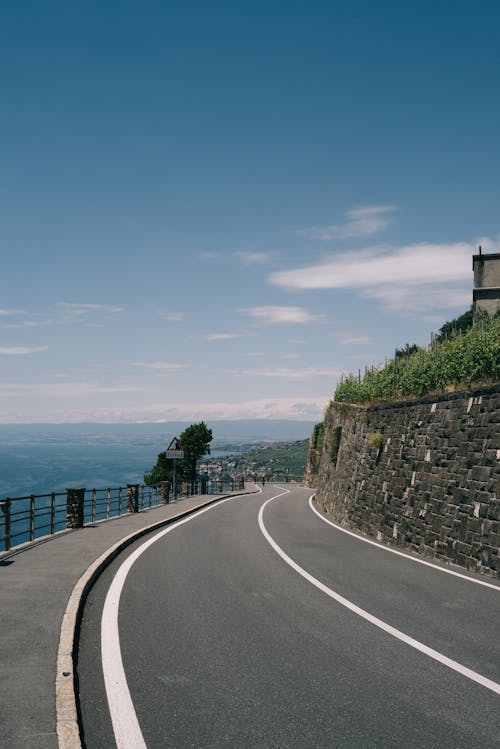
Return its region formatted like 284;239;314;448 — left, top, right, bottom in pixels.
0;478;245;554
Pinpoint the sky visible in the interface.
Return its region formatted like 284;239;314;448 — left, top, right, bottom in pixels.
1;0;499;424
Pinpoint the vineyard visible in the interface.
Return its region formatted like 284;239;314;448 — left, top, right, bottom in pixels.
335;314;500;404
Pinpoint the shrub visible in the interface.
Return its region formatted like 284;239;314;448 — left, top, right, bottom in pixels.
368;432;384;447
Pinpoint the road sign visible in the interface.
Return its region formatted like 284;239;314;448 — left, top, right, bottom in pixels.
166;437;183;459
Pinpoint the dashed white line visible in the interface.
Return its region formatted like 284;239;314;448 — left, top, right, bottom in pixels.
258;491;500;696
308;494;500;591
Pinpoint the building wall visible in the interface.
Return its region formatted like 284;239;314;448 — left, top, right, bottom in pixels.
306;385;500;577
473;253;500;315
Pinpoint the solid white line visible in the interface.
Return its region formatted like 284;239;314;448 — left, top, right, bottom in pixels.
258;492;500;696
101;494;245;749
308;495;500;591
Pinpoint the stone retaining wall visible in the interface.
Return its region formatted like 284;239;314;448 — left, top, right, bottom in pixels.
307;384;500;577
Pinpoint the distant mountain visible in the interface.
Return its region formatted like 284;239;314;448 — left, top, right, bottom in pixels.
0;420;315;445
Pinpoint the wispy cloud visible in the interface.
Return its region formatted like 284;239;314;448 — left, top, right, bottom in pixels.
236;251;271;266
0;303;125;329
203;332;250;341
333;335;373;346
0;346;49;355
157;309;184;322
131;362;187;371
242;306;323;325
58;303;124;319
0;381;142;397
270;241;475;313
296;205;397;240
229;366;340;380
0;309;28;316
197;251;221;260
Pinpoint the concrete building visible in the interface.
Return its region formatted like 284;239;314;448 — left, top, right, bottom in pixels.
472;248;500;315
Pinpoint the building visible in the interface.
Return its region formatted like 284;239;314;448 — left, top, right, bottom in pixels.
472;248;500;315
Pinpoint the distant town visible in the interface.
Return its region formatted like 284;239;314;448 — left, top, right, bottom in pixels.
200;439;309;484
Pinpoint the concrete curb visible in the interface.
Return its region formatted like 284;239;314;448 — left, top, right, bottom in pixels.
55;490;258;749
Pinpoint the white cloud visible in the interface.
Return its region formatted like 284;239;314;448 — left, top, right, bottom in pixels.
58;303;124;319
197;251;220;260
242;305;322;324
236;251;271;265
296;205;397;240
365;284;471;313
0;346;49;355
282;353;301;359
203;333;249;341
0;397;327;423
0;303;125;329
0;381;142;397
157;309;184;322
229;367;340;380
270;241;475;313
0;309;28;316
131;362;187;371
342;337;372;345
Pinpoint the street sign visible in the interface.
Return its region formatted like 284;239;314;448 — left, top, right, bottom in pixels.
166;437;183;459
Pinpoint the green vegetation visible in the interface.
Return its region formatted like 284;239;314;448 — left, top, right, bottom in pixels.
311;422;324;452
368;432;384;447
335;314;500;404
435;306;474;342
145;421;213;485
330;426;343;465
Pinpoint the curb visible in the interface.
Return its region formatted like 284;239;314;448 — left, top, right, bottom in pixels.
56;490;258;748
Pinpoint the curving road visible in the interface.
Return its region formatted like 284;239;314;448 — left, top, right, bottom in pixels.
77;485;500;748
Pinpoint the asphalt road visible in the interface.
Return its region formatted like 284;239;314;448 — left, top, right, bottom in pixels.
77;485;500;748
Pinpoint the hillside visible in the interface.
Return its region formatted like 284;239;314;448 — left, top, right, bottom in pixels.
205;439;309;482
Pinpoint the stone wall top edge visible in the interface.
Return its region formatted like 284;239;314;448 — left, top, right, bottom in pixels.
329;381;500;415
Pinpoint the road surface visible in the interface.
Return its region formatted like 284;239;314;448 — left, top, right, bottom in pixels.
77;485;500;748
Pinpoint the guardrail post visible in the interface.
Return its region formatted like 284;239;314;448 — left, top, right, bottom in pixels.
50;493;56;535
66;488;85;529
1;499;11;551
159;482;169;504
127;484;140;513
29;494;35;541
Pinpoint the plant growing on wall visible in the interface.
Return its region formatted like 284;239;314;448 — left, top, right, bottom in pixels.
330;426;343;465
368;432;384;447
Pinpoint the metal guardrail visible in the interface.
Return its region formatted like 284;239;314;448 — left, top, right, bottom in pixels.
0;478;245;553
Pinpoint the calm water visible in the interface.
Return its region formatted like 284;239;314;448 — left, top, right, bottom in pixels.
0;420;313;498
0;427;231;498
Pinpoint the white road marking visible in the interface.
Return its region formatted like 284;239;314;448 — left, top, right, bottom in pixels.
258;491;500;696
307;495;500;591
101;494;246;749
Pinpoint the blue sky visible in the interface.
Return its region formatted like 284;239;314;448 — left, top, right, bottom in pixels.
1;0;499;423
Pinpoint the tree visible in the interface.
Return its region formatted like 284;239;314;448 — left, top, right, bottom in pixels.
179;421;213;483
144;450;174;486
144;421;213;486
436;307;474;342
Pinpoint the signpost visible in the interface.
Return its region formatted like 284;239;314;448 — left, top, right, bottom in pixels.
166;437;183;500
